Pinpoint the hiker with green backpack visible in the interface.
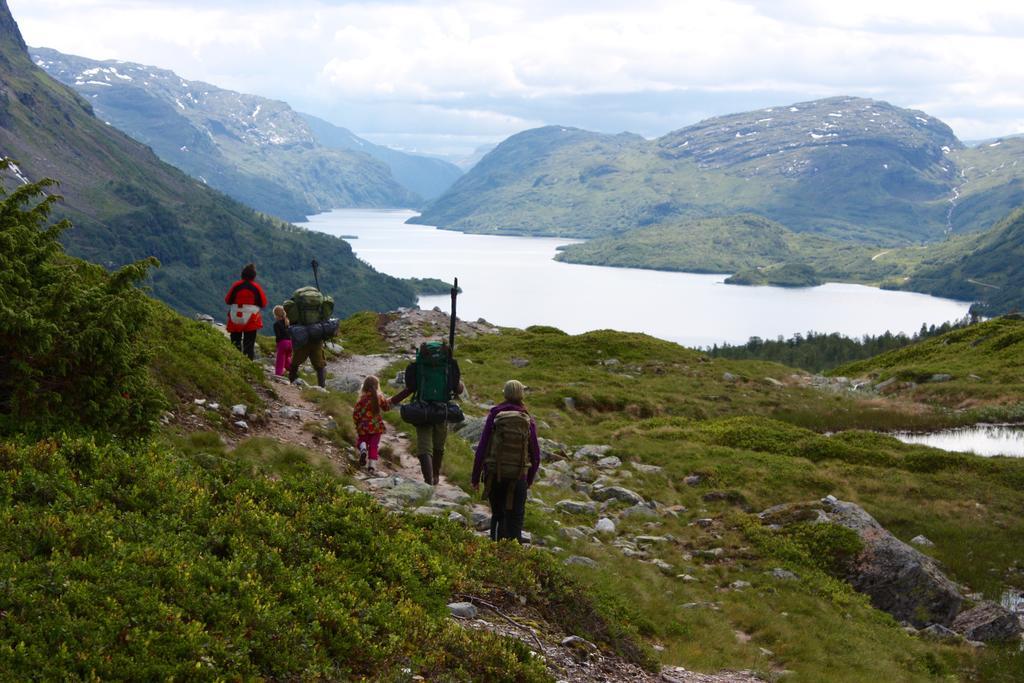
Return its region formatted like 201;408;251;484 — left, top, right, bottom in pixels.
471;380;541;543
391;340;464;484
283;260;337;388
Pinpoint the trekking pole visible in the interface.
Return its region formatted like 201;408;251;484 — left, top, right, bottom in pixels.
449;277;458;352
311;259;321;291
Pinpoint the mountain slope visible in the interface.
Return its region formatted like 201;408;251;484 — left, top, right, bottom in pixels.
30;47;419;221
0;2;413;316
300;113;462;201
413;97;984;244
901;207;1024;315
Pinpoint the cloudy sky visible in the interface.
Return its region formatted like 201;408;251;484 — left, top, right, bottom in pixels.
10;0;1024;158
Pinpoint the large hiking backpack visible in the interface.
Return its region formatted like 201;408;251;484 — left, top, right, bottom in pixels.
284;286;334;326
414;341;450;402
485;410;532;484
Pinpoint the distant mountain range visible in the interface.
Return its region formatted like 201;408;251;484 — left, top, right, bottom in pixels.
30;47;462;221
414;97;1023;245
0;2;414;316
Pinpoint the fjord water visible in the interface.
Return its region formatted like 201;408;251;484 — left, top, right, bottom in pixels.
301;209;971;348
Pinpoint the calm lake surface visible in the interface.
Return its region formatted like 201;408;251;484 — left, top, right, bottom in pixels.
300;209;972;348
894;425;1024;458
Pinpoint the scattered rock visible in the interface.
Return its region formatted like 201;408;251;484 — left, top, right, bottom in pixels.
620;503;659;519
559;526;586;541
694;518;714;529
447;511;467;525
573;465;598;483
574;444;612;461
677;574;698;582
413;506;446;517
509;358;530;368
652;559;675;575
325;342;344;354
384;478;435;506
595;455;622;470
722;372;737;382
326;376;362;393
919;624;960;643
470;510;491;531
590;486;644;506
447;602;478;619
453;416;486;445
635;535;669;546
595;517;616;535
910;535;935;548
763;377;784;387
631;462;663;474
952;601;1023;643
562;397;576;410
928;373;953;383
193;398;207;406
556;499;597;515
538;437;569;461
730;580;752;590
560;635;598;661
564;555;598;568
695;547;725;559
684;474;703;486
233;420;249;430
207;402;220;411
279;406;302;420
769;568;799;581
195;313;215;323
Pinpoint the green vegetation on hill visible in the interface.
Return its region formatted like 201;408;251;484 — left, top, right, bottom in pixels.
414;97;1001;244
901;208;1024;316
707;321;968;373
334;318;1024;681
0;8;414;318
833;315;1024;409
0;168;650;680
31;47;420;221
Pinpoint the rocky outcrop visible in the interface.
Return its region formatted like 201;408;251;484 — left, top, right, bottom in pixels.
763;497;963;628
825;497;963;626
952;601;1023;643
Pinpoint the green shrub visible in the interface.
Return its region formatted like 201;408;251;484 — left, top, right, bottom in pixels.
0;172;165;438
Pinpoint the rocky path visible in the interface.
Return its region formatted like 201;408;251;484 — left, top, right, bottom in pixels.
210;308;767;682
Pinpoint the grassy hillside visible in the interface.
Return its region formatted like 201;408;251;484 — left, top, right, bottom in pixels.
414;97;978;244
833;315;1024;410
31;47;419;221
0;3;414;318
0;182;648;681
900;208;1024;316
349;319;1024;681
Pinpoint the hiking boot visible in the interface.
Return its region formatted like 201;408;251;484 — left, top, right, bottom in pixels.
358;442;368;467
367;459;377;474
315;367;326;388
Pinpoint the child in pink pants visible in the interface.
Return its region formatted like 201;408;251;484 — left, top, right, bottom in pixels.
352;376;391;473
272;305;292;376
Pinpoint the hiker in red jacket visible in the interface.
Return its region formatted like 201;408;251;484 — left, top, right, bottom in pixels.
224;263;267;360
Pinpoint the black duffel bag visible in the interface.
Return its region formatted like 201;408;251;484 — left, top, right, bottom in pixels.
289;318;340;349
400;400;448;426
446;401;465;424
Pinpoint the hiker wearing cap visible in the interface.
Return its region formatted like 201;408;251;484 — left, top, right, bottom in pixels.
224;263;267;360
471;380;541;543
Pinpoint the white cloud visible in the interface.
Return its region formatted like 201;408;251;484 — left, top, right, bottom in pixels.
9;0;1024;154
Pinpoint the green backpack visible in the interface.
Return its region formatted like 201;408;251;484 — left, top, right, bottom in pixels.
485;410;532;495
415;341;450;403
284;286;334;325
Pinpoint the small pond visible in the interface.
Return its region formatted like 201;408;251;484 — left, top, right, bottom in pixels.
893;424;1024;458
